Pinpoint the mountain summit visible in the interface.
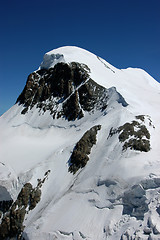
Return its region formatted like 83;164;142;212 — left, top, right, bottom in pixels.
0;46;160;240
16;47;127;122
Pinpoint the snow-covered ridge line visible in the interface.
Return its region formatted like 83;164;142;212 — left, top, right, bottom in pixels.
40;45;118;72
39;46;160;120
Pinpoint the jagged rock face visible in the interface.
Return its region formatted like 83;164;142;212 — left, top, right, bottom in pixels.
0;171;50;240
108;116;151;152
16;62;127;121
16;62;89;119
69;125;101;174
118;120;150;152
0;183;41;239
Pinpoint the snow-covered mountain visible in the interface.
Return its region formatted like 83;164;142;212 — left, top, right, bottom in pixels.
0;46;160;240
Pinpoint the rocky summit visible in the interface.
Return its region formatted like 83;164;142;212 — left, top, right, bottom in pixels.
0;46;160;240
16;62;127;121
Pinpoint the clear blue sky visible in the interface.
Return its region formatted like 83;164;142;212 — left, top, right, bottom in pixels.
0;0;160;115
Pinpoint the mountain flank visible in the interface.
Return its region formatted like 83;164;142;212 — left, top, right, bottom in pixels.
0;46;160;240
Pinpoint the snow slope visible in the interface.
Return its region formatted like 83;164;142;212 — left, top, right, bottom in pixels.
0;46;160;240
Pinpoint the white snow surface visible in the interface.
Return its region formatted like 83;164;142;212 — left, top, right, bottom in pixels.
0;46;160;240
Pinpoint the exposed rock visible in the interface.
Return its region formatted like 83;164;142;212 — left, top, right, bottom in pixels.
0;214;11;239
29;188;41;211
119;121;150;141
136;115;145;122
0;183;40;239
0;170;51;239
16;62;88;117
123;138;150;152
78;79;108;112
69;125;101;174
16;62;127;121
108;118;151;152
9;206;26;238
14;183;33;209
62;90;84;121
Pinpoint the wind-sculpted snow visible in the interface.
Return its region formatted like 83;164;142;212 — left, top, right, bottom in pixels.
1;46;160;240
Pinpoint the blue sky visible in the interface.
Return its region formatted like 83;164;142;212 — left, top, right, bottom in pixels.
0;0;160;115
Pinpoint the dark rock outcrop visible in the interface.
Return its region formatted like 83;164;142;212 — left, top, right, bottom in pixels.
16;62;89;120
0;171;50;240
16;62;127;121
69;125;101;174
108;118;151;152
118;121;150;151
0;183;41;239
